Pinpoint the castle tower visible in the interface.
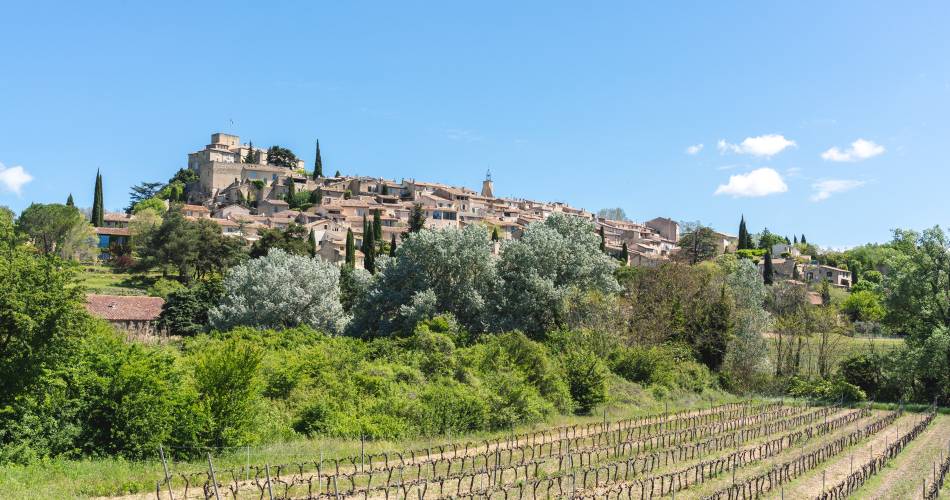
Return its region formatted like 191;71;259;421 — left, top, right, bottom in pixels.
481;170;494;198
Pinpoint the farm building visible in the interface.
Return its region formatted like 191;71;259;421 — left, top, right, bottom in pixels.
85;294;165;339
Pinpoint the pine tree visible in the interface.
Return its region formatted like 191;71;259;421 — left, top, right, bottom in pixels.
313;139;323;179
66;193;74;207
345;229;355;268
92;170;104;227
599;226;606;252
738;215;749;250
308;229;317;258
491;227;499;242
763;251;774;285
408;203;426;233
372;209;382;241
620;242;629;264
389;233;397;257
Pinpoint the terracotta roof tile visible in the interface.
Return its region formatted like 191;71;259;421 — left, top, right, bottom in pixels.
86;294;164;321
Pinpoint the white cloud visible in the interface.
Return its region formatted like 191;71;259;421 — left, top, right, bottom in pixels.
821;139;885;162
686;143;704;155
717;134;796;157
810;179;866;201
714;167;789;198
0;162;33;195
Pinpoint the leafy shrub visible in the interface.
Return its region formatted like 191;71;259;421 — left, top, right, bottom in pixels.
147;277;185;299
788;376;867;403
562;350;608;415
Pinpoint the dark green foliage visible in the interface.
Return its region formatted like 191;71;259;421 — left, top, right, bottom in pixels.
345;228;355;267
266;145;298;169
136;211;246;282
126;182;164;213
250;223;310;258
561;350;608;415
389;233;397;257
310;187;323;205
91;170;104;227
609;344;714;393
599;226;606;252
757;227;784;250
313;140;323;179
619;242;628;263
16;203;88;255
763;251;774;285
787;376;866;403
158;279;224;336
491;227;499;242
308;229;317;258
335;170;341;178
244;141;259;163
408;203;426;233
676;222;719;264
65;193;74;207
737;215;750;250
363;219;376;273
372;209;382;241
800;234;807;244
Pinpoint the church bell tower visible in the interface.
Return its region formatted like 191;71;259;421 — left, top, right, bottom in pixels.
481;170;494;198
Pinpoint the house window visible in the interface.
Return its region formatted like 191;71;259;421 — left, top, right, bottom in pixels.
826;271;833;278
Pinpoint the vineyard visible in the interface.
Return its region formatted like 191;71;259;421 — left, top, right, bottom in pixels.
143;401;950;499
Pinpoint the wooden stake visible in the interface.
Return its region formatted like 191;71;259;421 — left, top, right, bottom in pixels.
265;463;274;500
207;453;221;500
159;445;173;500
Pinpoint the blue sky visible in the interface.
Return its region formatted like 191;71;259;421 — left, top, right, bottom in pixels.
1;1;948;247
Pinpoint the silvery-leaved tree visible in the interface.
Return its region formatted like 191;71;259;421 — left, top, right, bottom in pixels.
495;213;621;337
209;249;348;333
722;259;771;388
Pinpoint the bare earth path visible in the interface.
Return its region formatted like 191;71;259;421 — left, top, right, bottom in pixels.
856;413;950;499
773;413;920;499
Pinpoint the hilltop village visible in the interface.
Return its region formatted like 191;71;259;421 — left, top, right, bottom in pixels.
99;132;704;268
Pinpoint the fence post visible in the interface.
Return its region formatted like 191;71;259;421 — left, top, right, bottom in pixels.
265;463;274;500
207;453;221;500
361;434;365;473
159;445;173;500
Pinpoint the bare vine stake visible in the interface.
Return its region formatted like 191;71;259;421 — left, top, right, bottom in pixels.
159;445;173;500
264;463;274;500
207;453;221;500
361;434;365;473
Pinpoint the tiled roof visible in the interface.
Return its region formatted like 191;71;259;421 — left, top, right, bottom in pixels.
95;227;131;236
104;213;131;222
86;294;164;321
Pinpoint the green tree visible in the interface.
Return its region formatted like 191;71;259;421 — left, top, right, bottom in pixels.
132;197;166;214
738;215;750;250
244;141;259;164
408;203;426;233
757;227;784;250
313;139;323;179
16;203;96;259
801;234;807;244
562;350;608;415
126;182;164;213
491;227;499;242
596;207;628;221
620;242;629;264
310;187;323;205
389;233;397;257
66;193;74;207
250;223;310;258
820;279;831;306
92;170;104;227
265;145;298;169
841;290;885;322
345;228;355;267
363;224;376;273
675;223;719;265
334;170;341;177
190;339;263;449
763;251;774;285
372;209;382;241
599;226;606;252
308;229;317;258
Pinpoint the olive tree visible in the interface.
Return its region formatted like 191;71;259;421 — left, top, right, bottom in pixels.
722;259;771;388
209;249;347;333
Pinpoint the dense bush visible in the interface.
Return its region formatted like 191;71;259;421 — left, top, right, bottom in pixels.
787;376;867;403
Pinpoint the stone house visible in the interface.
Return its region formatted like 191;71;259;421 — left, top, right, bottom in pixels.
86;294;165;339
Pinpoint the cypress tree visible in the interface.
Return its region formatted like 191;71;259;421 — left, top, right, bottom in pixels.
763;251;774;285
599;226;606;252
792;262;801;281
363;225;376;273
738;215;749;250
820;279;831;306
245;141;256;163
491;227;499;242
308;229;317;258
313;139;323;179
373;209;382;241
381;184;389;196
801;234;807;244
793;235;798;245
345;229;355;268
389;233;397;257
784;235;791;244
286;179;296;205
408;203;426;233
310;187;323;205
361;215;369;255
334;170;341;178
620;242;629;264
92;170;104;227
66;193;74;207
